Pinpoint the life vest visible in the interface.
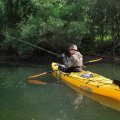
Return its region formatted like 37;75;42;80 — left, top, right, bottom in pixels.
63;52;83;69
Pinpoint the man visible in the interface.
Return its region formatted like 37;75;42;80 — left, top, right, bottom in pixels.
59;44;83;72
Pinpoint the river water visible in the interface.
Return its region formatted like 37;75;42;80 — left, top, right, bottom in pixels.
0;61;120;120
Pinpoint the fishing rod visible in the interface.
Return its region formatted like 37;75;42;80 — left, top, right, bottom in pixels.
18;39;60;57
7;35;60;57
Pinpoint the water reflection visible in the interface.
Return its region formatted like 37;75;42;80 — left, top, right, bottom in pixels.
65;82;120;111
73;94;83;110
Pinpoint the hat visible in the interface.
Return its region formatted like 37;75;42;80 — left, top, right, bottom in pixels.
69;44;78;51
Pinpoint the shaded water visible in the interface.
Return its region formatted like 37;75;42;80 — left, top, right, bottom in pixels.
0;61;120;120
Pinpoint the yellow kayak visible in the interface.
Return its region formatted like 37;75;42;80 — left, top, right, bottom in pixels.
52;62;120;101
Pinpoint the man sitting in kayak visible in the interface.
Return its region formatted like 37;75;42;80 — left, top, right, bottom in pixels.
59;44;83;73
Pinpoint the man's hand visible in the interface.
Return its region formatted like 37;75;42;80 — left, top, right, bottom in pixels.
61;53;65;58
82;65;86;68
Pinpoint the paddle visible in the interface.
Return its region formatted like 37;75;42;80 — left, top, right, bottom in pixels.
28;71;54;79
84;58;103;64
28;58;103;79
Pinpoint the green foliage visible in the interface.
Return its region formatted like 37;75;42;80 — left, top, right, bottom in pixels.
88;0;119;40
0;0;119;57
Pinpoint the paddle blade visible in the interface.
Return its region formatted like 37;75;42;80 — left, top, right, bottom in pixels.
28;72;47;79
28;80;47;85
89;58;103;63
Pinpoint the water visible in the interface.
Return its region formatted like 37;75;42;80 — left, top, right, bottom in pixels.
0;61;120;120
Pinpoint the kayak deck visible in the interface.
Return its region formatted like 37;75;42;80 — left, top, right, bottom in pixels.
52;62;120;101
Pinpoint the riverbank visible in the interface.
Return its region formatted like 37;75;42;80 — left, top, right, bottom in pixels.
0;53;120;64
0;54;59;64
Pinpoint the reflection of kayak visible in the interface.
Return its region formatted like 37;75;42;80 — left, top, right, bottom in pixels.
52;62;120;101
65;82;120;111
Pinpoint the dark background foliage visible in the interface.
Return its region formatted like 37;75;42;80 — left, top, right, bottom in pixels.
0;0;119;57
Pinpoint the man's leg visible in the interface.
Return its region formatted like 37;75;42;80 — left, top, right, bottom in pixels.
58;65;67;72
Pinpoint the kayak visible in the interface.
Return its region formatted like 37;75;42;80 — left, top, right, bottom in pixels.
52;62;120;101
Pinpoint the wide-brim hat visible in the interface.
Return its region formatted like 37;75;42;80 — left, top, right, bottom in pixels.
68;44;78;51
